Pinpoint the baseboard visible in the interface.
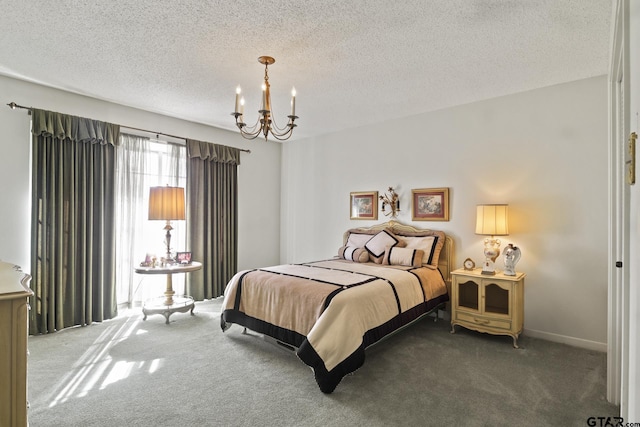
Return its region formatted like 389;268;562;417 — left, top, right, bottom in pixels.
523;328;607;353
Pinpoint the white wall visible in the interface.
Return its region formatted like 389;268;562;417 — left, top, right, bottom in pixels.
0;75;282;274
282;76;609;349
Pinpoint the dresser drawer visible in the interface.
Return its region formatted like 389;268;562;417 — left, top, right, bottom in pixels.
456;311;511;331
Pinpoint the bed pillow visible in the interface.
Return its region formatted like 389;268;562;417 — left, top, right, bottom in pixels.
396;230;445;269
365;230;405;264
344;228;380;248
382;247;424;267
338;246;370;263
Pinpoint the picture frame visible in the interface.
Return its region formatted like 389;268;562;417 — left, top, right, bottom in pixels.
350;191;378;220
411;187;450;221
175;251;192;264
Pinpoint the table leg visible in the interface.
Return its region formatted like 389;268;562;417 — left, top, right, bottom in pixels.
164;273;174;305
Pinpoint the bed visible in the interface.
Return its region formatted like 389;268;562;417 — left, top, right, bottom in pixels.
220;220;453;393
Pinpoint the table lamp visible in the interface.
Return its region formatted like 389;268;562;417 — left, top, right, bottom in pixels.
148;185;185;263
475;204;509;275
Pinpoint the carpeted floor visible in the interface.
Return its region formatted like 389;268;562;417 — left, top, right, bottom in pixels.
27;298;619;426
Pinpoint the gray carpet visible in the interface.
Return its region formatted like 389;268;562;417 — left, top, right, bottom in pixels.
27;299;619;426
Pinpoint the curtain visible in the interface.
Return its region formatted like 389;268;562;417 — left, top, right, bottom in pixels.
114;134;186;306
186;139;240;300
114;134;150;305
30;109;120;334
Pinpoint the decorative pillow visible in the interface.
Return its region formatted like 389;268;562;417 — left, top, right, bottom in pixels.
382;247;424;267
338;246;370;263
365;230;405;264
396;230;445;268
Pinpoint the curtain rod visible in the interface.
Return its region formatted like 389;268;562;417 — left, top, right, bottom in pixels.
6;101;251;154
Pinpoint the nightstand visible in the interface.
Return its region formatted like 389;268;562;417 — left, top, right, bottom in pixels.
450;268;525;348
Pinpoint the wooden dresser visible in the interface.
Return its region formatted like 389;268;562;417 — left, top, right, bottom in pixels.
0;261;33;427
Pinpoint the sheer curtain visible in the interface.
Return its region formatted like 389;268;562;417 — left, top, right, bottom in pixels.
114;134;186;307
30;109;120;334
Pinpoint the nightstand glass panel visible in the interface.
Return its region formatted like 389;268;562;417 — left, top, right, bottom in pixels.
458;280;478;310
485;283;509;315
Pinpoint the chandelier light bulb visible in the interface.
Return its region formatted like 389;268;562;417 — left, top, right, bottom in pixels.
291;87;296;116
234;86;242;113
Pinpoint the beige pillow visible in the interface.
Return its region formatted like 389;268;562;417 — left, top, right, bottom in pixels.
396;230;445;268
338;246;370;263
382;247;424;267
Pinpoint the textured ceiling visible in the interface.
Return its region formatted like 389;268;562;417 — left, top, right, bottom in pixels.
0;0;612;141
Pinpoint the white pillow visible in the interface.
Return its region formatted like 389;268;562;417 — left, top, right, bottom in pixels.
383;247;424;267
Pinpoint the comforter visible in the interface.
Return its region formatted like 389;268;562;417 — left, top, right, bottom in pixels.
220;259;448;393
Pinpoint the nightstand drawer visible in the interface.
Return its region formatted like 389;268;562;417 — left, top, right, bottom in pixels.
456;311;511;331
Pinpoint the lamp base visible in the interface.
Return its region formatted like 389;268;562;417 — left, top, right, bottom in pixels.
481;260;497;275
163;221;175;265
482;237;501;276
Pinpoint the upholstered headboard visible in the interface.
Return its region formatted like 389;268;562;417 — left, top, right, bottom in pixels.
342;220;454;286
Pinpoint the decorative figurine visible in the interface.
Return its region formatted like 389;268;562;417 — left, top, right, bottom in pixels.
503;243;521;276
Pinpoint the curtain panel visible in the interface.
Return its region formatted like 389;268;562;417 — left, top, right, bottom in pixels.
114;134;187;306
30;109;120;334
114;134;151;306
186;139;240;300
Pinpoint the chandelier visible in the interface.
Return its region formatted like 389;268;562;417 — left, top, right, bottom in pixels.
232;56;298;141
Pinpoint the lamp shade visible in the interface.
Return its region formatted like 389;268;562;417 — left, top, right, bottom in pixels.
148;186;185;220
475;204;509;236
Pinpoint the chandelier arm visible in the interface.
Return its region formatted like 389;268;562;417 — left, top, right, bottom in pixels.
269;114;297;135
234;110;262;131
234;115;263;140
266;123;293;139
268;116;291;134
239;124;262;139
267;126;295;141
239;131;263;140
240;117;262;134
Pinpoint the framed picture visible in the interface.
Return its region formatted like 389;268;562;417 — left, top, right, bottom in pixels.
411;187;450;221
175;251;192;264
350;191;378;220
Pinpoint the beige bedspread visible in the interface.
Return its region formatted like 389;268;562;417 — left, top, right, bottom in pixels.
220;259;448;393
